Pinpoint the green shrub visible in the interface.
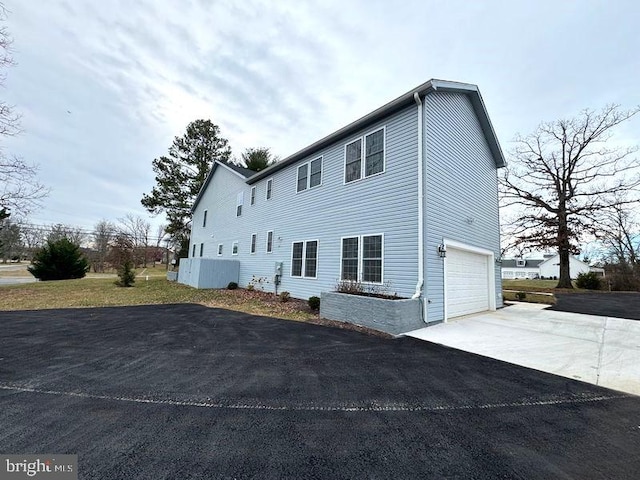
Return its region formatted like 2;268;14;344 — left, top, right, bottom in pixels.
515;291;527;301
308;296;320;311
279;291;290;303
227;281;238;290
115;260;136;287
28;238;89;281
575;271;602;290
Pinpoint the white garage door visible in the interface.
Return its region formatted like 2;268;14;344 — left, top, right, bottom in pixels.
446;247;490;319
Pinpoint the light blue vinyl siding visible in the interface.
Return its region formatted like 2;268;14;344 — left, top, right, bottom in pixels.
189;105;419;300
424;92;503;322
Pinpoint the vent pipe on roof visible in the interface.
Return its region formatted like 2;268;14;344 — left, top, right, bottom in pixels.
412;92;426;324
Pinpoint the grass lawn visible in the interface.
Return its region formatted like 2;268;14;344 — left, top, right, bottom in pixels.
502;279;579;293
0;276;319;322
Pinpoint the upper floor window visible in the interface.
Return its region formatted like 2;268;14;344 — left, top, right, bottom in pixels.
232;241;239;255
250;186;256;206
266;231;273;253
344;127;385;183
192;244;196;257
266;178;273;200
291;240;318;278
341;234;383;284
217;244;223;256
236;192;244;217
297;157;323;192
202;210;208;228
199;243;204;257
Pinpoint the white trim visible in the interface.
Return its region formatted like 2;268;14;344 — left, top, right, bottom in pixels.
231;241;239;256
296;156;323;193
236;191;244;217
290;241;303;277
339;233;384;285
265;178;273;200
202;209;208;228
266;230;273;254
217;243;223;256
442;238;496;322
199;243;204;257
215;160;249;180
290;239;319;279
343;126;386;185
250;186;256;206
250;233;257;254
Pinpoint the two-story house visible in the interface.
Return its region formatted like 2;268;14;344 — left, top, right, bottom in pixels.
179;79;506;325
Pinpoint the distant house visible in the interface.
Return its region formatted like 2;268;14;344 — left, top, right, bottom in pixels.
502;254;605;279
180;79;506;324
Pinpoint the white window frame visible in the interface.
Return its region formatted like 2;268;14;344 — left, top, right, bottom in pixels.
192;244;196;257
250;186;256;206
265;178;273;200
344;126;386;184
232;241;239;256
236;192;244;217
290;239;319;279
217;243;223;256
199;243;204;257
340;233;384;284
202;210;208;228
296;156;323;193
266;231;273;254
250;233;257;254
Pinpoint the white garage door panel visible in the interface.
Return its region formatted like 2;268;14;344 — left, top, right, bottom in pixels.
447;248;490;318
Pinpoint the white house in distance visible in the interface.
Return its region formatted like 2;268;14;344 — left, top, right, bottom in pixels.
179;79;506;328
501;254;605;280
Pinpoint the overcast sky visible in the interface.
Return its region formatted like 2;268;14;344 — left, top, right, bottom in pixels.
4;0;640;237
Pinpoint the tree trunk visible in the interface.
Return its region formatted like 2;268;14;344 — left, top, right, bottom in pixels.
556;212;573;289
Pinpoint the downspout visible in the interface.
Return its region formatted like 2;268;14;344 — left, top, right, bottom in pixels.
412;92;425;320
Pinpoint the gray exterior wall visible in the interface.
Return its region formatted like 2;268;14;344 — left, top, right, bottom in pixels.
423;92;503;323
188;105;420;300
178;258;239;288
186;89;503;324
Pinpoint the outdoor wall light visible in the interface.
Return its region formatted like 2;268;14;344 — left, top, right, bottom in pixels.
437;244;447;258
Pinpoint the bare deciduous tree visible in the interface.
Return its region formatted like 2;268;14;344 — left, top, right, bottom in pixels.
0;5;48;216
92;220;116;272
47;223;86;247
500;104;640;288
118;214;151;267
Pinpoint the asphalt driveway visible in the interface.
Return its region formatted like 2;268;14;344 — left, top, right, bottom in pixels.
550;292;640;320
1;304;639;479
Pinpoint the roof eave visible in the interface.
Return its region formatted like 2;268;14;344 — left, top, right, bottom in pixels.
246;79;506;184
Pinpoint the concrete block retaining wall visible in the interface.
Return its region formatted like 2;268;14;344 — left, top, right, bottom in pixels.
320;292;424;336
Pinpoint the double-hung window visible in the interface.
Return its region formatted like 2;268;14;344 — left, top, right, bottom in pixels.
266;231;273;253
291;240;318;278
266;179;273;200
202;210;208;228
217;244;223;256
199;243;204;257
192;244;196;257
250;233;257;254
236;192;244;217
232;241;239;255
296;157;322;192
344;127;385;183
341;234;383;283
250;187;256;206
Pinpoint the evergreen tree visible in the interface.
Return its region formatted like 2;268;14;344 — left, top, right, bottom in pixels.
28;238;89;280
240;147;277;172
115;260;136;287
141;119;231;240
